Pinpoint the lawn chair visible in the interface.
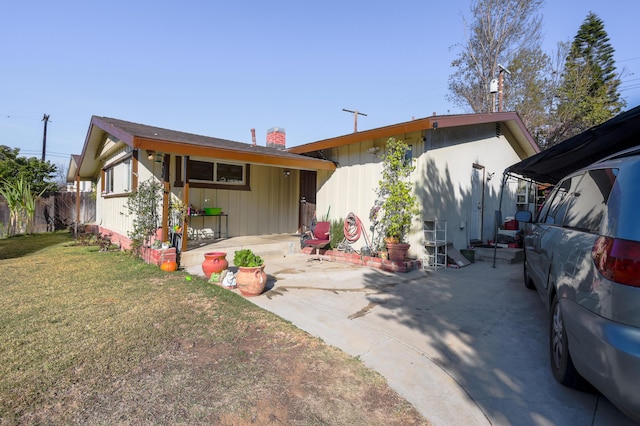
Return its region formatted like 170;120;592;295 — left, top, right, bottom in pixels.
302;221;331;262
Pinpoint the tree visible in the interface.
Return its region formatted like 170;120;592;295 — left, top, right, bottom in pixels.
548;12;625;145
448;0;546;114
0;176;45;236
504;47;554;133
123;178;163;255
0;145;58;194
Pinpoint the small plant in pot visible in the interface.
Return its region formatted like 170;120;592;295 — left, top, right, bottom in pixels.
371;137;418;261
233;249;267;296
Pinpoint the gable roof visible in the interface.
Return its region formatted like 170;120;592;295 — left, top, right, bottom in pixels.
66;154;82;183
506;105;640;184
75;116;336;179
289;112;539;158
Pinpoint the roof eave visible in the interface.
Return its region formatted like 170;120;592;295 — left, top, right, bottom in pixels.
134;137;336;170
290;112;540;158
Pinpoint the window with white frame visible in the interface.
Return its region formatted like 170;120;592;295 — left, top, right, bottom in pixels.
103;157;132;195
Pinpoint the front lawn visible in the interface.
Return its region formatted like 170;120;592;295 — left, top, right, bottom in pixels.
0;232;428;425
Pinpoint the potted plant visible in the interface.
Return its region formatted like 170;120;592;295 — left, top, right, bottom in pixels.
371;138;418;261
233;249;267;296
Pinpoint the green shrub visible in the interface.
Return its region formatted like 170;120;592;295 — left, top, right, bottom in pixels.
233;249;264;267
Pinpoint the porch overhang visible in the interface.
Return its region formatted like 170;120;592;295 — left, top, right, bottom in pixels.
74;115;336;181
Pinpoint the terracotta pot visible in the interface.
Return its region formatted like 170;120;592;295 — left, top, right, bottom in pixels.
236;265;267;297
201;252;228;279
386;243;410;262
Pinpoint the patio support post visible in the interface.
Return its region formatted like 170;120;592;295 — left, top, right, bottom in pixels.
492;172;509;268
75;174;80;235
181;155;190;253
161;154;170;242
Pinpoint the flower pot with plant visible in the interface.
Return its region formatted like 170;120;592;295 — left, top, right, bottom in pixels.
233;249;267;296
370;138;418;262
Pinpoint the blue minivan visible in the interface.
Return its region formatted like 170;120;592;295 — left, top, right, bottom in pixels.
516;147;640;422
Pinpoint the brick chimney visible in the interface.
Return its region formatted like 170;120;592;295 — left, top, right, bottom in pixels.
266;127;286;150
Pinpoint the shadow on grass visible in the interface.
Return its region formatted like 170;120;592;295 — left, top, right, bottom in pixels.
0;231;73;260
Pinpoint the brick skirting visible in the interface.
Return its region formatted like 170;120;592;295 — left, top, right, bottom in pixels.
82;225;176;267
301;247;421;273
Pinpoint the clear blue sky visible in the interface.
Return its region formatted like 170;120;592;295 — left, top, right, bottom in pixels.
2;0;639;168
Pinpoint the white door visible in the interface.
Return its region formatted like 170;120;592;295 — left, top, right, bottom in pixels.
469;165;484;241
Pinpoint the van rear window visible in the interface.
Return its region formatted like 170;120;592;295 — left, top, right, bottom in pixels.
563;168;617;233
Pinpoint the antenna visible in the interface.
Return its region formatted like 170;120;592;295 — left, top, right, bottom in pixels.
342;108;367;132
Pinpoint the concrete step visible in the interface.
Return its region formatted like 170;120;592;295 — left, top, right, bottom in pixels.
473;247;524;264
180;234;302;277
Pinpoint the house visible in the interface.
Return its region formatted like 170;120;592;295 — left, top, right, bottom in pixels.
66;155;93;193
71;112;537;264
289;112;539;258
71;116;335;254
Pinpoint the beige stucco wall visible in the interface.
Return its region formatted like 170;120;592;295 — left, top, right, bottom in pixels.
316;125;522;258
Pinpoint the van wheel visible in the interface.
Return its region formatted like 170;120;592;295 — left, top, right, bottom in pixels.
524;257;535;290
549;295;586;388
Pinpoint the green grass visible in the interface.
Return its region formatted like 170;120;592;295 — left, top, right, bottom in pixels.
0;232;427;425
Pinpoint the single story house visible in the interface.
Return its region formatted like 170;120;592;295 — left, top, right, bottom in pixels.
71;112;538;262
289;112;539;258
71;116;335;254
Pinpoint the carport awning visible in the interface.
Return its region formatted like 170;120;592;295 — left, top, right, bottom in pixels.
505;105;640;184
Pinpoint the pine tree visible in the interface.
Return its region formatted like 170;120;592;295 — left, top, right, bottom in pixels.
549;12;625;145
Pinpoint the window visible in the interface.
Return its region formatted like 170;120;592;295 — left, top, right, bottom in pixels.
404;144;413;166
104;168;114;193
563;168;618;233
188;159;246;186
102;157;132;195
543;175;581;225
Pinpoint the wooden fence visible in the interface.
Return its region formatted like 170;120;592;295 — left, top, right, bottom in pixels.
0;191;96;235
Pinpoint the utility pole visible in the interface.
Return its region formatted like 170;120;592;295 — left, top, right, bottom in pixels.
342;108;367;132
41;114;50;161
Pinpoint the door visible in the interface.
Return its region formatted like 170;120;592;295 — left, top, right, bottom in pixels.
469;165;484;241
299;170;317;233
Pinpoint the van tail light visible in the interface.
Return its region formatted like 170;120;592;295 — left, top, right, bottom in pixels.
592;236;640;287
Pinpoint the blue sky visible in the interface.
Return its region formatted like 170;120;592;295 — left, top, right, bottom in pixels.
2;0;639;168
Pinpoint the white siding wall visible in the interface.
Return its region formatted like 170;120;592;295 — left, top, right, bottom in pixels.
97;152;300;241
317;127;522;258
183;164;299;237
412;128;520;253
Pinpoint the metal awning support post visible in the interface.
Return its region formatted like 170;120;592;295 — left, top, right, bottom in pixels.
492;172;510;268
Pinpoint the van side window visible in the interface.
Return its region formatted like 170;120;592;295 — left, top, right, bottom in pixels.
544;175;582;225
563;168;618;233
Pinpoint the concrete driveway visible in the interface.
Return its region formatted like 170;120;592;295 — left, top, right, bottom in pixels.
230;255;637;426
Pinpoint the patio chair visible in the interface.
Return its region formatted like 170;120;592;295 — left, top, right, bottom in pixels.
303;221;331;262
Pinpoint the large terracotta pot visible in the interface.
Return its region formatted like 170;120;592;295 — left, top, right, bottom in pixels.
236;265;267;297
202;252;228;279
386;243;410;262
